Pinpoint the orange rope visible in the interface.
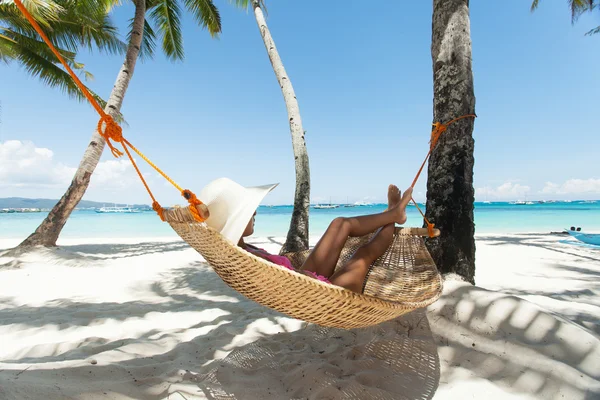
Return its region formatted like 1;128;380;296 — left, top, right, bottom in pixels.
409;114;477;237
13;0;206;222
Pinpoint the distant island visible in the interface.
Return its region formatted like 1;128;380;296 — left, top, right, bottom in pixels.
0;197;150;210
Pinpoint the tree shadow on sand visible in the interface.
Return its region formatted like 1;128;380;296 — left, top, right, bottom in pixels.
477;233;600;262
428;278;600;399
0;241;192;269
188;309;440;400
0;258;302;399
0;242;441;400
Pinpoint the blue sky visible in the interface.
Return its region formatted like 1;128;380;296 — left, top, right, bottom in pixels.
1;0;599;205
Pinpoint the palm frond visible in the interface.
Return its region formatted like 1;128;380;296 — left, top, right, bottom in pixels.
569;0;596;21
0;4;50;33
0;33;18;62
150;0;184;60
11;39;95;100
0;0;63;25
183;0;221;36
6;36;125;122
530;0;540;12
1;1;125;55
2;27;80;66
49;1;126;54
585;25;600;35
228;0;267;15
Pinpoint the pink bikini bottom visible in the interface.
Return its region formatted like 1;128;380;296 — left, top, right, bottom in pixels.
299;269;332;284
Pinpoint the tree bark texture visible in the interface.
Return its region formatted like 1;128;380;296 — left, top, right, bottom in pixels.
426;0;477;283
252;1;311;254
17;0;147;248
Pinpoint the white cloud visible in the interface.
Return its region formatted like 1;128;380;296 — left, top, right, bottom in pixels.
476;181;531;200
0;140;75;187
0;140;157;203
541;179;600;195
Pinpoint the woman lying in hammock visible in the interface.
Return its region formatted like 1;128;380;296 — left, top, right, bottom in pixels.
198;178;412;293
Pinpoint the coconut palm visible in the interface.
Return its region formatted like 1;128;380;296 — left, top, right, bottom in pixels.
531;0;599;35
231;0;311;254
16;0;222;248
1;0;124;106
425;0;477;283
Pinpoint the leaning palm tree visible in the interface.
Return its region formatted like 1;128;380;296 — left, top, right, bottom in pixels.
16;0;222;248
1;0;124;106
425;0;477;283
531;0;599;35
231;0;310;254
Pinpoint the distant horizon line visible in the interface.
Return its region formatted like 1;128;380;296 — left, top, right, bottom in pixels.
1;197;598;209
260;199;599;206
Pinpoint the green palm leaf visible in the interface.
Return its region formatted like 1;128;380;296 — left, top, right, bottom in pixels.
50;1;126;54
4;36;104;105
183;0;221;36
229;0;267;14
585;25;600;35
531;0;598;34
0;32;17;62
0;0;63;25
2;27;78;65
150;0;184;60
1;1;125;54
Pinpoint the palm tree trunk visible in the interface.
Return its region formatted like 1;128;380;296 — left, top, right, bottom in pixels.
252;1;310;254
16;0;147;249
426;0;477;283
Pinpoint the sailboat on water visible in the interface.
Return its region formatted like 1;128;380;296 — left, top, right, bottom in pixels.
313;197;339;209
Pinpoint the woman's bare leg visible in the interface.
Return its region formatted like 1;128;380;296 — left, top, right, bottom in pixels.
301;186;411;279
328;222;396;292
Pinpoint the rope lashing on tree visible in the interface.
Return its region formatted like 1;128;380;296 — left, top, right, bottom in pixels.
409;114;477;237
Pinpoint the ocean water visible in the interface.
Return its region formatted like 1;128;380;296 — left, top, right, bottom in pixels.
1;201;599;240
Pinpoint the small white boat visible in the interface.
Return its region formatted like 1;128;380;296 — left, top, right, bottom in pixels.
313;197;339;209
313;204;339;209
96;205;139;213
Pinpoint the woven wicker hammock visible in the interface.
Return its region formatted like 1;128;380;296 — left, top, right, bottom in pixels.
164;207;443;329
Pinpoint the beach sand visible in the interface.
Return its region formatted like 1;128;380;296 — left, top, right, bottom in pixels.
0;233;598;399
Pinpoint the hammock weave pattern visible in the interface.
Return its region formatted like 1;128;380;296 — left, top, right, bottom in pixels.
164;207;443;329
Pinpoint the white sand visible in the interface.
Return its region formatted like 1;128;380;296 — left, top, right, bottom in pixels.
0;233;598;399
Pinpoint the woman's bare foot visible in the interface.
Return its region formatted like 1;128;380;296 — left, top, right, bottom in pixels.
388;185;412;225
387;184;401;210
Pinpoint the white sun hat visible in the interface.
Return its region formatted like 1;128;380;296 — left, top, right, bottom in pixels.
198;177;278;244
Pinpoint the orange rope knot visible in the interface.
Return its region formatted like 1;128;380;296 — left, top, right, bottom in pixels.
182;189;210;222
97;114;124;157
152;201;165;221
429;122;447;151
426;222;435;238
430;113;477;151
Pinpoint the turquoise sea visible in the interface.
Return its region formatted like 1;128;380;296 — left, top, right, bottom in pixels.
1;201;600;240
